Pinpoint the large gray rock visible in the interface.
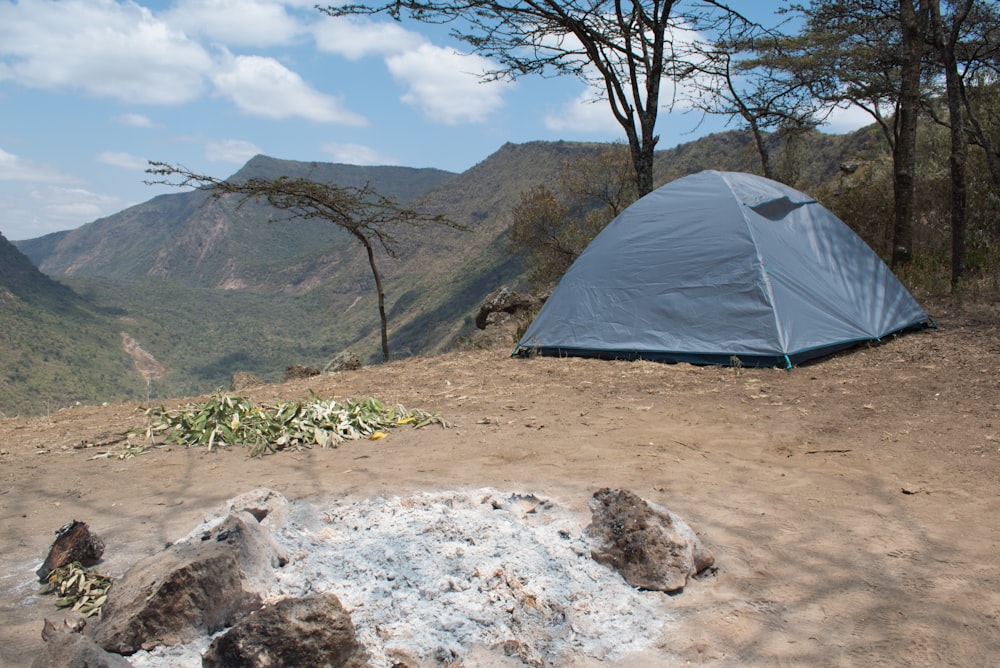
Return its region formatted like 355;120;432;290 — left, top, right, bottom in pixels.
210;487;290;531
466;286;546;349
586;488;714;593
31;618;131;668
474;286;543;330
202;593;369;668
92;511;287;655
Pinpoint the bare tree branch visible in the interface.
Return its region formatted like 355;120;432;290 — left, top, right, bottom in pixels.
319;1;748;196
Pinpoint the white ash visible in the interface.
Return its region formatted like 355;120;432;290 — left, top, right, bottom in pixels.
130;488;676;667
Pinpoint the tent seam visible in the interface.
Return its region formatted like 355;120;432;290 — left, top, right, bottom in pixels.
724;173;787;354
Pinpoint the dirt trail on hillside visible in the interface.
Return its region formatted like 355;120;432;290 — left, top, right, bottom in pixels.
1;302;998;666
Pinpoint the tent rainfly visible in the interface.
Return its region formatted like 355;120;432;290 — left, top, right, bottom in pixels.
514;170;931;368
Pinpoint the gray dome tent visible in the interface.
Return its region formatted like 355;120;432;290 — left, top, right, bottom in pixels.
514;170;930;368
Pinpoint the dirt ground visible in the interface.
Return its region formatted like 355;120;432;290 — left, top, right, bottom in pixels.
2;300;998;667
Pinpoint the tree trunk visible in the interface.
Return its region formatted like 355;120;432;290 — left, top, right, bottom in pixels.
963;90;1000;193
361;238;390;363
892;0;926;269
931;0;972;290
632;142;656;197
749;118;774;180
624;110;658;197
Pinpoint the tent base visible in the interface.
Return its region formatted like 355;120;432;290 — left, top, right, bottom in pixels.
512;322;933;369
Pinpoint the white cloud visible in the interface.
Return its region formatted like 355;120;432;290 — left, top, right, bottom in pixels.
164;0;304;48
821;104;878;134
0;184;123;239
113;113;156;128
313;18;427;59
314;18;510;125
544;88;623;135
95;151;147;170
0;0;213;105
386;44;510;124
0;148;74;183
36;186;121;221
212;55;368;125
538;21;704;136
321;143;400;166
206;139;262;163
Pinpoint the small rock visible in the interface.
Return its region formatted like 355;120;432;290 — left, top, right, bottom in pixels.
283;365;320;382
202;593;370;668
32;617;130;668
586;488;714;593
323;351;363;373
36;520;105;582
229;372;265;392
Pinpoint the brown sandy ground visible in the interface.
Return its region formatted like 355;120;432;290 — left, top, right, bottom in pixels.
1;301;998;666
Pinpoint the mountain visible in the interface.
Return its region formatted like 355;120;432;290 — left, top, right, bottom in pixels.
13;142;626;400
17;156;457;289
1;230;80;309
9;131;887;411
0;233;147;416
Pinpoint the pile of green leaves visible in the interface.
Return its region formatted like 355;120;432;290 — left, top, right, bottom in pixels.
40;562;112;618
134;392;446;457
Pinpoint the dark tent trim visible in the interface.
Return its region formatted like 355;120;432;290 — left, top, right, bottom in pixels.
514;320;933;369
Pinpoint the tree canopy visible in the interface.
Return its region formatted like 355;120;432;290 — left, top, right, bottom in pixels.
683;13;821;181
508;144;637;290
320;0;752;198
758;0;999;283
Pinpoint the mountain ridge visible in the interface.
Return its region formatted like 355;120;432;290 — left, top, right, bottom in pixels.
17;160;458;288
4;131;887;414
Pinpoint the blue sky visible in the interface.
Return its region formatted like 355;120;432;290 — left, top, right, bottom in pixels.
0;0;870;241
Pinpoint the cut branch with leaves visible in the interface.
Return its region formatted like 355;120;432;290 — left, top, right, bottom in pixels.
131;392;449;458
146;161;465;362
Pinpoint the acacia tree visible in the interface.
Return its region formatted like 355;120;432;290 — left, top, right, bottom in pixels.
146;162;462;362
508;186;576;289
558;142;638;217
929;0;973;288
773;0;931;269
925;0;1000;287
684;18;821;181
320;0;740;197
896;0;930;269
962;72;1000;192
956;3;1000;192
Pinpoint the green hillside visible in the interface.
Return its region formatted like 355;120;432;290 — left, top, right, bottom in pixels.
0;233;147;416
